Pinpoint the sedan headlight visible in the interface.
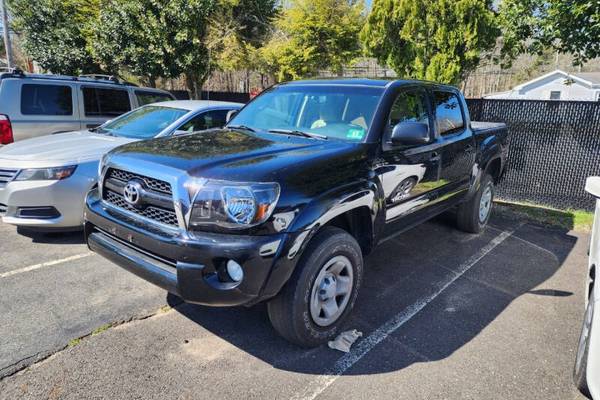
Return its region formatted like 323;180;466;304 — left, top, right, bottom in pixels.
188;180;280;230
15;165;77;181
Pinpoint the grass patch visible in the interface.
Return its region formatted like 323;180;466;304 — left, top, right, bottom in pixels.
495;200;594;232
67;338;81;348
91;323;112;336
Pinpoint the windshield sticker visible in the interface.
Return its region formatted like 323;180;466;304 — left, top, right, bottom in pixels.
346;128;365;140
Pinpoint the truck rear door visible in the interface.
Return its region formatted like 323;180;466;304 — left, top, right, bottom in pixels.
430;89;476;200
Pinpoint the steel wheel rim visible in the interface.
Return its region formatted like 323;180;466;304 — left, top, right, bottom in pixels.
310;255;354;327
479;184;493;223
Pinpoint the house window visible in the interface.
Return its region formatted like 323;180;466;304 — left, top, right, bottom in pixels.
550;91;561;100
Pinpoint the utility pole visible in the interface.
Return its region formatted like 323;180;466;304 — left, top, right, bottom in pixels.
1;0;13;69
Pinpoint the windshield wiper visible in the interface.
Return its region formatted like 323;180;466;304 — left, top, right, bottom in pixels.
268;129;327;140
228;124;256;132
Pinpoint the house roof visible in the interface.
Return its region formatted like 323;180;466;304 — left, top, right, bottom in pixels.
513;69;600;91
572;72;600;85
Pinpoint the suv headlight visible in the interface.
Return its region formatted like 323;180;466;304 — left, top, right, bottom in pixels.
188;180;280;230
15;165;77;181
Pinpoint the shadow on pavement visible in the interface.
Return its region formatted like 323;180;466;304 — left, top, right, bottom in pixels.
16;227;85;245
169;212;580;376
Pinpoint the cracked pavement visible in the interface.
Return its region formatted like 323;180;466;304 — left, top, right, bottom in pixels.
0;213;590;399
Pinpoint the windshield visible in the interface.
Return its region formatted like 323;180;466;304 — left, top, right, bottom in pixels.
96;105;188;139
229;85;384;142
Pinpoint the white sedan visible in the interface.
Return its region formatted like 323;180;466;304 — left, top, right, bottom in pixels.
574;176;600;398
0;100;242;231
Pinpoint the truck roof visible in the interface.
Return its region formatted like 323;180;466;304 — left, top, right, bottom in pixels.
280;78;458;91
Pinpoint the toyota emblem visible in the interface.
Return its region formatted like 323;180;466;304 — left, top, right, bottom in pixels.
123;181;143;206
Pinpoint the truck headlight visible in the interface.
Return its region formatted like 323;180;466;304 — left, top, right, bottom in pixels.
188;180;280;230
15;165;77;181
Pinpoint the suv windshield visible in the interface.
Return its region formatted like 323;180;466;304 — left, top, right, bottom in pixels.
96;105;188;139
229;85;384;142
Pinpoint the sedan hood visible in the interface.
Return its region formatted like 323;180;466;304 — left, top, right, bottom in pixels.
0;130;136;168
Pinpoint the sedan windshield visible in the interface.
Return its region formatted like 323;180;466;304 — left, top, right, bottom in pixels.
96;105;188;139
228;85;384;142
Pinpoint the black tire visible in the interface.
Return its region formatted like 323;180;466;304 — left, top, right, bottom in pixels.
267;226;363;347
457;174;494;233
574;290;594;398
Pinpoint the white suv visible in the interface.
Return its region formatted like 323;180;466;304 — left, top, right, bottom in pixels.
574;176;600;399
0;70;175;144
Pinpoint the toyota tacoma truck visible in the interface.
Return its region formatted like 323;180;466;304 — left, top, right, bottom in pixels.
84;79;508;347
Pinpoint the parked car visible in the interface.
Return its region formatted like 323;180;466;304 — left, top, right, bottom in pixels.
0;100;243;231
574;176;600;399
0;69;176;144
84;79;508;346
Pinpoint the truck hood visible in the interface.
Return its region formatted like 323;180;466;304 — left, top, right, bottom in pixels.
0;130;136;168
108;129;371;194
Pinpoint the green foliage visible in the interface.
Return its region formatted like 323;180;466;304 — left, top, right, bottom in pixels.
499;0;600;65
8;0;101;74
362;0;499;84
262;0;365;81
210;0;279;72
93;0;215;91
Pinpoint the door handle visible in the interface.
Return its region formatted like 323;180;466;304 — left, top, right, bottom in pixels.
430;151;440;161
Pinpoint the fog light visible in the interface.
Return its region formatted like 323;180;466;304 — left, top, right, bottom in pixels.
226;260;244;282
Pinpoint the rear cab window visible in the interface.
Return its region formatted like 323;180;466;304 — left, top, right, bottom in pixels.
82;86;131;117
135;90;174;106
433;91;465;136
21;84;73;116
177;110;230;133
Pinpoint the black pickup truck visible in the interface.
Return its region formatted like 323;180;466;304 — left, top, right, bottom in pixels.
84;79;508;347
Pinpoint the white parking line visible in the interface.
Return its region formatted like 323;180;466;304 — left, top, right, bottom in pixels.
292;229;515;400
0;253;92;279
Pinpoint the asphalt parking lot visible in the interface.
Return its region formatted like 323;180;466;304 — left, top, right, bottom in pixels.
0;211;590;400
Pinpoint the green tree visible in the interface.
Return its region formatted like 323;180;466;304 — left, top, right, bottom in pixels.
362;0;499;84
8;0;101;74
261;0;365;81
498;0;600;65
93;0;215;93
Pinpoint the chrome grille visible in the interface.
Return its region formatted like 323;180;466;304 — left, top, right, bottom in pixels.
107;168;172;195
104;190;178;227
0;168;18;188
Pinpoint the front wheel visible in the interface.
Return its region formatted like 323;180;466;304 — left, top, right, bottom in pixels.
574;289;594;398
457;174;494;233
267;227;363;347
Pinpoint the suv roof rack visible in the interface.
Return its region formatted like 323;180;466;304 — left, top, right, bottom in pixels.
0;69;139;87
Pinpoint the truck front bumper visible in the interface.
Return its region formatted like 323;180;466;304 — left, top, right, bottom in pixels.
84;189;297;306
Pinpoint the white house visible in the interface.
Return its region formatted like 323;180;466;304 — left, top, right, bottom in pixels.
485;69;600;101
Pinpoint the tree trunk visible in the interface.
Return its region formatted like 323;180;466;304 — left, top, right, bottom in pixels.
148;76;157;88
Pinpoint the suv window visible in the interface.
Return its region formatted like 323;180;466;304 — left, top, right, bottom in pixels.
135;90;173;106
388;90;430;129
21;84;73;116
177;110;229;132
82;87;131;117
433;91;464;135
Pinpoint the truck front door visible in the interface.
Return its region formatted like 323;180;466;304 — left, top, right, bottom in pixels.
377;87;445;235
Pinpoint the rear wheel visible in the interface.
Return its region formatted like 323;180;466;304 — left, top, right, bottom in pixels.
267;227;363;347
457;174;494;233
574;289;594;398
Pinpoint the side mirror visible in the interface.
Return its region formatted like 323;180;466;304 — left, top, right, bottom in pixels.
390;121;430;146
586;176;600;198
226;109;238;123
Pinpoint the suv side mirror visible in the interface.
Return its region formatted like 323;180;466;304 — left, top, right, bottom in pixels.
390;121;430;146
226;109;238;123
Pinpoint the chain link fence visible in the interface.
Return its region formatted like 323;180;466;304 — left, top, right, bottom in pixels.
467;98;600;211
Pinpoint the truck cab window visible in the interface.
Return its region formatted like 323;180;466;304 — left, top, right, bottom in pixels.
433;91;464;135
389;90;430;128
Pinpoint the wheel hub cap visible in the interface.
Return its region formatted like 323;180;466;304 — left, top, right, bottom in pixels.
479;185;492;223
310;255;354;327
